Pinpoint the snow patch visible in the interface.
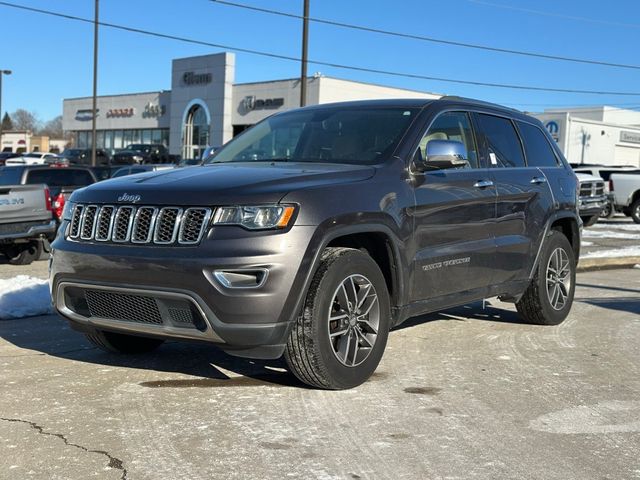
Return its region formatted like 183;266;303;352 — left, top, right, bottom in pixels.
592;223;640;232
581;241;594;246
0;275;54;320
582;246;640;259
582;230;639;240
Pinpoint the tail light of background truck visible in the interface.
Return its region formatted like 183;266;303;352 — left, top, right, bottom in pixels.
52;193;65;220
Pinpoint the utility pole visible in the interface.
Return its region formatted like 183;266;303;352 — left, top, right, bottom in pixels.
91;0;99;166
300;0;309;107
0;70;12;151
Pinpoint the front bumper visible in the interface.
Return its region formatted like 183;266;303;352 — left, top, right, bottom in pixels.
579;195;608;217
50;224;318;358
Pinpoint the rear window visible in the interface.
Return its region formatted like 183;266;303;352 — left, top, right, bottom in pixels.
0;167;24;185
25;169;95;187
476;114;526;168
517;122;559;167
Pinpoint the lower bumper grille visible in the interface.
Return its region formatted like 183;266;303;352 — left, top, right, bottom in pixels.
63;285;207;331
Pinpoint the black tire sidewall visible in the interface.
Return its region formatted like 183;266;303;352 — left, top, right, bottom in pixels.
631;200;640;224
310;251;390;389
535;232;576;325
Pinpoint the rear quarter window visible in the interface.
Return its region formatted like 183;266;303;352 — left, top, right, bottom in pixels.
517;122;560;167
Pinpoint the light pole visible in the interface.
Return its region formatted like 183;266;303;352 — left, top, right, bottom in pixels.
0;69;12;152
91;0;99;166
300;0;309;107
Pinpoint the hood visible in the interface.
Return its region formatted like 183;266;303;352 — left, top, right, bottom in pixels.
71;162;376;205
575;172;602;183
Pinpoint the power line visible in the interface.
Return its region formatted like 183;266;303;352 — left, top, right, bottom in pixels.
2;1;640;97
211;0;640;71
467;0;640;29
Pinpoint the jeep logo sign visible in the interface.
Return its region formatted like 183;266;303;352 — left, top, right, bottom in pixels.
117;193;142;203
242;96;285;112
182;71;212;86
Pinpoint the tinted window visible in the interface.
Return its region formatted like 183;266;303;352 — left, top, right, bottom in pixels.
0;167;24;185
476;114;525;168
517;122;559;167
418;112;478;168
25;169;95;187
206;107;419;166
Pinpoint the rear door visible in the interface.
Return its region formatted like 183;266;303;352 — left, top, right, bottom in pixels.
410;111;496;300
474;113;555;285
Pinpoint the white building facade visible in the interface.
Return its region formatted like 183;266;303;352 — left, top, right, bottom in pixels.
533;106;640;167
63;52;440;159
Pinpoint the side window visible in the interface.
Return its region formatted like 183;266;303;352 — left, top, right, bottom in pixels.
418;112;478;168
476;114;525;168
517;122;559;167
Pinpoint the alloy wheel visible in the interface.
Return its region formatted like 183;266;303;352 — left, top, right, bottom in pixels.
546;247;571;311
327;274;380;367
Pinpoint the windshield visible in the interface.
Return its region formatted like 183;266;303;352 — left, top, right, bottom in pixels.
24;153;42;158
205;106;419;165
126;144;152;153
61;149;82;158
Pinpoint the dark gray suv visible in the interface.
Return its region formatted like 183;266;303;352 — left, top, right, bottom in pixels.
50;97;580;389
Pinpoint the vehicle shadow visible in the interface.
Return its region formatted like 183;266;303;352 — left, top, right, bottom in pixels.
393;301;527;332
574;297;640;315
0;314;305;389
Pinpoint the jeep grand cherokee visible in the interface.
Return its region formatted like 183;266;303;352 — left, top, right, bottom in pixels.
50;97;580;389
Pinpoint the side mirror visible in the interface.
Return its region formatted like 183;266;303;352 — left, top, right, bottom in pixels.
415;140;469;171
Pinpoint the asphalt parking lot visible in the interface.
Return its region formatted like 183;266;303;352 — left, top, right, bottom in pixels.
1;268;639;480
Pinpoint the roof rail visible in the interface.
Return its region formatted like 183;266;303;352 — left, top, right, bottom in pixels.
439;96;522;113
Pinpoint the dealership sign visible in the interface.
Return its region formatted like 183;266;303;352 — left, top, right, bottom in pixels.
242;95;285;112
183;71;212;86
620;130;640;144
107;108;135;118
143;103;166;118
75;109;98;121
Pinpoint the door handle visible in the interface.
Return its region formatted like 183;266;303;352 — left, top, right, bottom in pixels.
530;176;547;184
473;180;494;188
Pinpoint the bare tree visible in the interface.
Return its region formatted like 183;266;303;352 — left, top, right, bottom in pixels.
39;115;64;138
10;109;41;132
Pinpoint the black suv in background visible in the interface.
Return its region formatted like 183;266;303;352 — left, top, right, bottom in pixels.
112;144;170;164
57;148;111;166
51;97;580;389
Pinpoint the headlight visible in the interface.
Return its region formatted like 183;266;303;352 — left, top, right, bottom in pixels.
213;205;296;230
62;201;75;221
132;155;143;162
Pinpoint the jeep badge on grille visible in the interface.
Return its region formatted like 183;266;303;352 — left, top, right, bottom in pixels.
117;193;142;203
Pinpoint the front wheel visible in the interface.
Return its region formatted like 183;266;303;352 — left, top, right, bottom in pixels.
630;199;640;224
516;231;576;325
284;247;391;390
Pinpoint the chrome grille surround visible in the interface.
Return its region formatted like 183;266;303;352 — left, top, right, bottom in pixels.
66;204;212;246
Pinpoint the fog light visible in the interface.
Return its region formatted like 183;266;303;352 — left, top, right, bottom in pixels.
213;269;268;289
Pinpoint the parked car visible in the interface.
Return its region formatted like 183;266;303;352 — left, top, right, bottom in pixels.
111;164;175;178
89;166;124;181
573;165;640;218
609;170;640;223
112;144;170;164
1;165;98;230
5;152;59;166
56;148;111;166
51;97;580;389
0;152;21;165
0;169;56;265
574;172;608;226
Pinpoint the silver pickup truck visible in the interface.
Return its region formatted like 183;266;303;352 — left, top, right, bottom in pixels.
0;183;57;265
609;171;640;223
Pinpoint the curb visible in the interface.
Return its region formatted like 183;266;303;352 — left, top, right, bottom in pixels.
577;256;640;272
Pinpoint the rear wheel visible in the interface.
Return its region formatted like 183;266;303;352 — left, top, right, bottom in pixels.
284;247;390;390
5;241;43;266
85;330;164;354
516;231;576;326
631;199;640;224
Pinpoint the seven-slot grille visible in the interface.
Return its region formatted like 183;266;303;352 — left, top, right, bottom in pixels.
67;204;212;245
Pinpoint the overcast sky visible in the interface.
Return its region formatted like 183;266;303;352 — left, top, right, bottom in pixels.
1;0;639;121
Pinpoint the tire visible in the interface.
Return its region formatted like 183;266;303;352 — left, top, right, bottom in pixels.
6;241;43;266
516;231;576;326
85;330;164;354
600;202;615;219
284;247;391;390
580;215;598;227
631;199;640;224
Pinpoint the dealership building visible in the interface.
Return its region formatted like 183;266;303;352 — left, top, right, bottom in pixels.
62;52;440;159
534;106;640;167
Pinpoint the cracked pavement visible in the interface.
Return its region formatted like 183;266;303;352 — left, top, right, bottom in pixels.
1;268;639;479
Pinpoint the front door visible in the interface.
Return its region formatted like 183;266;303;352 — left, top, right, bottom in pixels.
410;111;496;301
